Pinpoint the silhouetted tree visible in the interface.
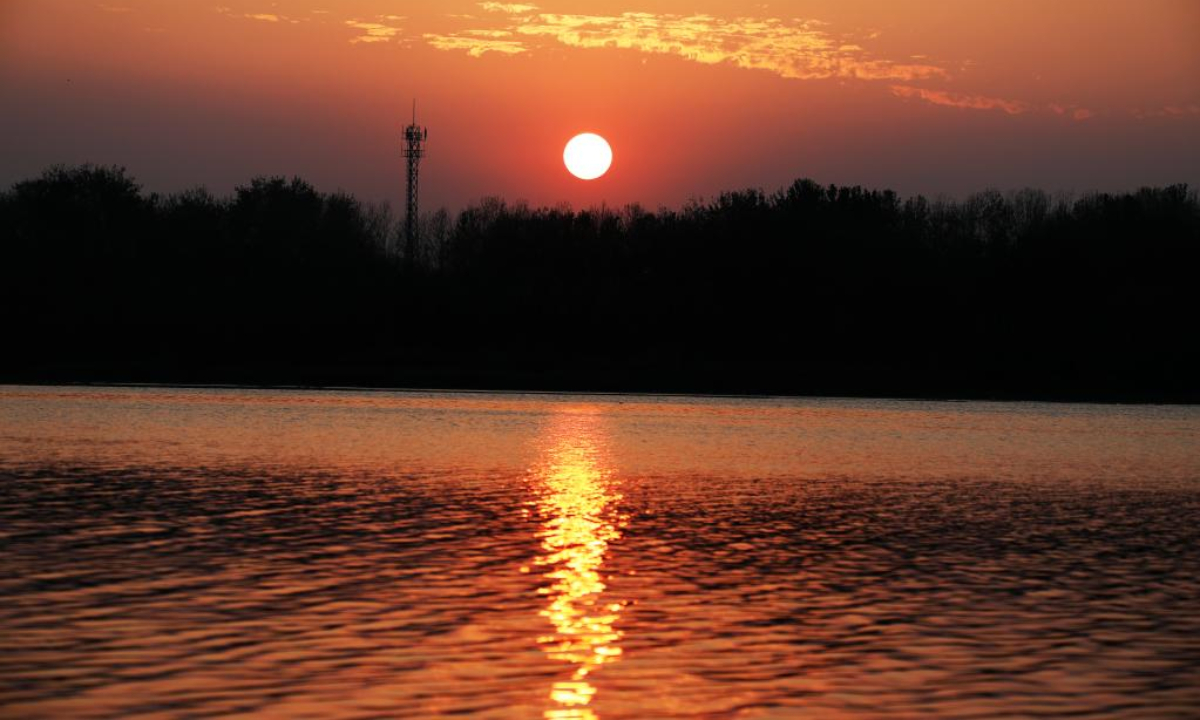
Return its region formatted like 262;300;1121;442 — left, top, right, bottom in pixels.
2;164;1197;399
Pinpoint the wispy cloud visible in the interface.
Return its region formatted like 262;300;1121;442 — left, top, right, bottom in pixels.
894;87;1110;120
479;2;538;13
424;34;527;56
1134;104;1200;119
890;85;1029;115
486;12;948;83
430;7;1125;119
465;29;515;38
203;4;1192;122
215;7;300;25
346;19;403;44
1050;104;1095;121
97;4;133;13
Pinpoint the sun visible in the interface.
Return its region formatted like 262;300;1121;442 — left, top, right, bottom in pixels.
563;133;613;181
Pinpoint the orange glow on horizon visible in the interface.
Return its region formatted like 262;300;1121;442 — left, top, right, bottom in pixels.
1;1;1197;209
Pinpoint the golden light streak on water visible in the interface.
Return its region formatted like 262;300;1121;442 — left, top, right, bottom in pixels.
532;409;625;720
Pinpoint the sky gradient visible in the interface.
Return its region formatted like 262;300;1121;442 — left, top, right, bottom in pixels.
2;1;1198;210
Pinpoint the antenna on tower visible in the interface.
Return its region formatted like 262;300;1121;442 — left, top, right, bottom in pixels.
402;100;428;269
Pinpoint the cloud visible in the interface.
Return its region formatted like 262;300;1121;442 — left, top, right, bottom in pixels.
890;85;1029;115
1134;104;1200;119
1050;104;1096;121
346;19;402;44
424;34;527;56
479;2;538;13
215;7;301;24
498;12;948;82
429;6;1123;120
97;4;133;13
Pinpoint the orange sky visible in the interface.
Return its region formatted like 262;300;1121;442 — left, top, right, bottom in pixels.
2;1;1198;210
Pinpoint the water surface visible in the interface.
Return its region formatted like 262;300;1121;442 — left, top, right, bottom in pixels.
1;386;1198;718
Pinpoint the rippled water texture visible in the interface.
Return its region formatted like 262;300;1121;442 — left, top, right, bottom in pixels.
2;386;1199;718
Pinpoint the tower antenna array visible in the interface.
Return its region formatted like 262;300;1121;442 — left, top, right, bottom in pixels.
402;100;428;266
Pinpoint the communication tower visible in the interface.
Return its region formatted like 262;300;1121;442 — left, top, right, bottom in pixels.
402;101;428;265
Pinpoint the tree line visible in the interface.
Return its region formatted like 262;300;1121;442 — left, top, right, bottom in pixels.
2;164;1197;400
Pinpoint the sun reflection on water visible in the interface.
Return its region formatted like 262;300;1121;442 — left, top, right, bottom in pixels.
532;409;625;720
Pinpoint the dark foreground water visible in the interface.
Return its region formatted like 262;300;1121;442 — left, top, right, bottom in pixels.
1;386;1198;719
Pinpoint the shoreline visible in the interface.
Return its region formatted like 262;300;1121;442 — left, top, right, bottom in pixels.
3;375;1195;407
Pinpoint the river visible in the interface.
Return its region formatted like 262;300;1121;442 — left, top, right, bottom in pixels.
1;386;1198;718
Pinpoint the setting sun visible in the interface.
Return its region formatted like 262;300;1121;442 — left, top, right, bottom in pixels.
563;133;613;181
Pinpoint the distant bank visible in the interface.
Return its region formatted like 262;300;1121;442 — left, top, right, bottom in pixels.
5;355;1196;405
3;165;1197;405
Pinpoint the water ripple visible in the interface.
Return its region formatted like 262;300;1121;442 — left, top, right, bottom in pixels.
1;388;1198;718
